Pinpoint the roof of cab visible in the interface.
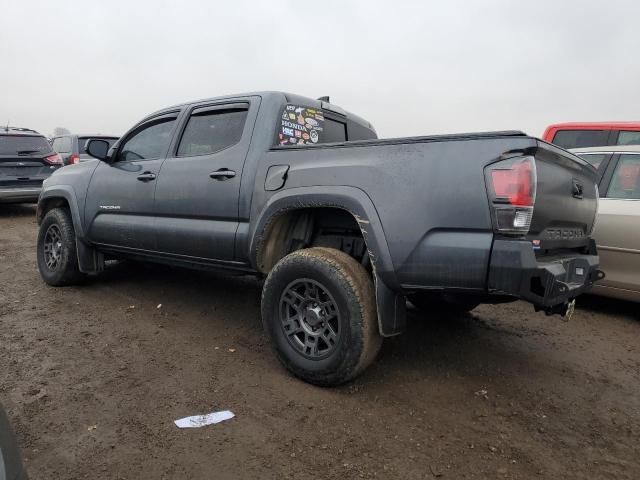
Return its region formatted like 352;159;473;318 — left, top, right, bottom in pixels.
150;91;375;132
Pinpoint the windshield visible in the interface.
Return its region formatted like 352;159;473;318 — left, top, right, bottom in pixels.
0;135;51;155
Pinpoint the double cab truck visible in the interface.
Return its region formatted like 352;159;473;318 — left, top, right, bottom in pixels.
36;92;603;386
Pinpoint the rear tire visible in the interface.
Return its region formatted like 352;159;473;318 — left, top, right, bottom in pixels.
37;207;85;286
408;292;479;315
261;247;382;386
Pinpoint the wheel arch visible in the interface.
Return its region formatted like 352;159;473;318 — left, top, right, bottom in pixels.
37;187;85;237
249;186;406;337
37;187;103;274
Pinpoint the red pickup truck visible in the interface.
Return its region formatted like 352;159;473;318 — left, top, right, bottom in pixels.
543;122;640;149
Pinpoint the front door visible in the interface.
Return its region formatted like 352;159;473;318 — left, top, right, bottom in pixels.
84;113;179;251
153;100;255;261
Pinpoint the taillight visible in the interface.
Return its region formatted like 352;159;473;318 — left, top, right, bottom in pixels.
486;156;537;234
69;154;80;164
44;153;63;165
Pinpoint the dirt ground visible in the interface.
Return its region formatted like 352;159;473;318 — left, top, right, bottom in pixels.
1;204;639;480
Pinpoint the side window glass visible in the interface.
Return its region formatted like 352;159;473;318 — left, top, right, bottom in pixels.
277;105;346;145
117;119;176;162
606;155;640;199
77;138;87;154
177;108;248;157
53;137;71;153
617;131;640;146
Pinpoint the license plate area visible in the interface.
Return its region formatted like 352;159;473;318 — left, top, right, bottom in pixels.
0;166;43;176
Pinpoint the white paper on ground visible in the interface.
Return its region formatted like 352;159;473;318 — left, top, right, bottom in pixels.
174;410;235;428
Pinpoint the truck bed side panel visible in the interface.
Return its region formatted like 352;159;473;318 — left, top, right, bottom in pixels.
255;135;537;290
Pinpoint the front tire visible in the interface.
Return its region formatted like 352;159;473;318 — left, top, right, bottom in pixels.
261;247;382;386
37;207;84;286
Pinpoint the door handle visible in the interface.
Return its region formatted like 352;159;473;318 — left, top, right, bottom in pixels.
209;169;236;180
137;172;156;182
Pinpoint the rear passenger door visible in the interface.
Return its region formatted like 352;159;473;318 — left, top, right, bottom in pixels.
594;153;640;292
153;99;258;262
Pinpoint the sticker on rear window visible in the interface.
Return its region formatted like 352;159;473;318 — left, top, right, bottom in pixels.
277;105;324;146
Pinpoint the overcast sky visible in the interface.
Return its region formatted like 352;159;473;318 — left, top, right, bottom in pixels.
1;0;639;139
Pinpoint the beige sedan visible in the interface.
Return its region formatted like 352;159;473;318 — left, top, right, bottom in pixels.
571;146;640;301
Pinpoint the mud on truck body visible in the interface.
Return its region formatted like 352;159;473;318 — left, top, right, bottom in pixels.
36;92;603;385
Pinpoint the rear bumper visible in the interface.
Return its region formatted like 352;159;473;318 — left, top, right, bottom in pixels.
0;187;41;203
488;238;604;310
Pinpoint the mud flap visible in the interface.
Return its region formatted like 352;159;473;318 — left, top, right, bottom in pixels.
375;277;406;337
76;238;104;275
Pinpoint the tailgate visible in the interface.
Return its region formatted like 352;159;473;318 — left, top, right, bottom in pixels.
527;141;599;252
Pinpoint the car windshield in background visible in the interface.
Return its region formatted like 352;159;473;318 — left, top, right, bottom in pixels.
552;130;610;149
78;137;118;155
0;135;51;155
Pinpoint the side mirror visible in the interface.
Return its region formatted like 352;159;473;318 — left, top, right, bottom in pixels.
86;139;111;161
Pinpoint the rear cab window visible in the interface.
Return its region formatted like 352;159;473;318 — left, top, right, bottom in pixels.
552;130;610;149
278;105;344;146
1;135;52;155
276;102;376;146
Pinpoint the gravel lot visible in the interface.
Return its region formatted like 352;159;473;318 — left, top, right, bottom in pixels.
1;204;639;479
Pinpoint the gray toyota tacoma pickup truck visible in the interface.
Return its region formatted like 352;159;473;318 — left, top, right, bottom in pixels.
36;91;603;386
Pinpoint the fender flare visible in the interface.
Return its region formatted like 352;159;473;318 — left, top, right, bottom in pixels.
37;186;85;237
37;186;103;274
249;186;406;337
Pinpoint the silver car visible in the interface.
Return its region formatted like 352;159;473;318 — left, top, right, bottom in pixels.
571;146;640;301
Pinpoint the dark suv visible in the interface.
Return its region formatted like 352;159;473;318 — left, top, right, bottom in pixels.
0;127;62;203
51;134;118;165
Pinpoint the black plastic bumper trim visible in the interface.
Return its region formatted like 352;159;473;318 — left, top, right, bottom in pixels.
488;239;603;308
